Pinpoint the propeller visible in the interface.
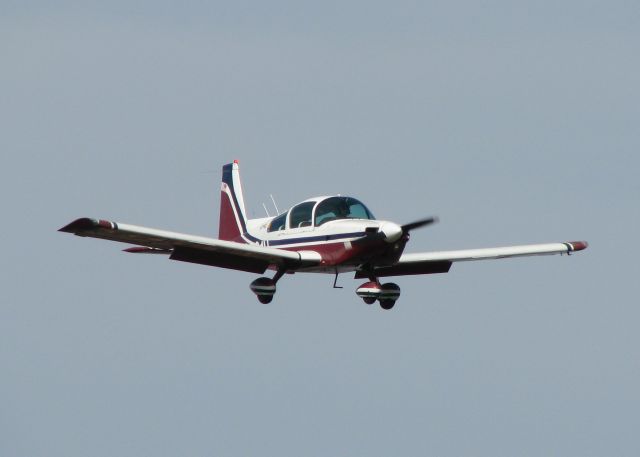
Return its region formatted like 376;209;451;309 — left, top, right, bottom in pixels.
401;216;439;233
364;216;439;244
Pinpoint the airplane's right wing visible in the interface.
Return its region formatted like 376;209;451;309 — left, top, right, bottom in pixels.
356;241;588;278
59;217;321;274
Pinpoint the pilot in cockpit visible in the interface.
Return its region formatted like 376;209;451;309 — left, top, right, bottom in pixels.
334;200;351;219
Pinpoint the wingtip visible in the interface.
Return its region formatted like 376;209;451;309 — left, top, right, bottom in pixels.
568;241;589;252
58;218;116;233
59;217;95;233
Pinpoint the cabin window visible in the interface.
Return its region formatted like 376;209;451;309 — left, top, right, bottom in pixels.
288;202;315;228
267;211;288;232
314;197;375;226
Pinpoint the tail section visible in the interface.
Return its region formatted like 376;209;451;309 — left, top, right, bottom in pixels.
219;160;249;242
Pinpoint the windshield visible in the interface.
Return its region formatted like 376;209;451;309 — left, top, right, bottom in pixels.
314;197;375;226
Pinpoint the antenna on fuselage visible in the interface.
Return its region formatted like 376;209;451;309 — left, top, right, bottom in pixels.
270;194;280;215
262;203;272;217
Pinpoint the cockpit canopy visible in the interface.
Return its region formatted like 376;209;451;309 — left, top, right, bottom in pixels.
267;196;375;232
314;196;375;226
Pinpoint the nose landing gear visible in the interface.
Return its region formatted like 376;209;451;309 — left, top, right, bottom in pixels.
356;281;401;310
356;281;380;305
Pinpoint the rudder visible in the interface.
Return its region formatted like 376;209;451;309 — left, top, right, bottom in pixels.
219;160;249;242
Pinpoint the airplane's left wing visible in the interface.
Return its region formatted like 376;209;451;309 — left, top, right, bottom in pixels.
59;218;321;274
356;241;588;278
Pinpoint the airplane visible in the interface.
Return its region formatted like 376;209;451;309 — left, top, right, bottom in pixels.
59;160;588;310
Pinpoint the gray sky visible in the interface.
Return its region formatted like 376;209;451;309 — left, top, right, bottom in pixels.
1;1;639;456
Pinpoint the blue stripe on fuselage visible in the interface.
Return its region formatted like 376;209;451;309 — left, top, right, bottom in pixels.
267;231;366;247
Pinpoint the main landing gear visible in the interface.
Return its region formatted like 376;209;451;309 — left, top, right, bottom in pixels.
356;281;401;310
249;277;276;303
250;271;401;310
249;269;286;304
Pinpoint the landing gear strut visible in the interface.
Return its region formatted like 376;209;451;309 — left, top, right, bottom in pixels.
250;269;286;304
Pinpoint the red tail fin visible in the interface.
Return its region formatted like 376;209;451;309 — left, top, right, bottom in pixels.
219;161;249;243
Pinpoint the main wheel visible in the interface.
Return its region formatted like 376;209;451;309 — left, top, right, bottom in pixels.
379;299;395;310
379;282;400;306
362;297;376;305
250;277;276;304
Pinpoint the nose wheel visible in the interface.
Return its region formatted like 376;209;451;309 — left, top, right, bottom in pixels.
356;281;401;310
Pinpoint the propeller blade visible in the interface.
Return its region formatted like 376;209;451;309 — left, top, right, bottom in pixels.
401;217;439;232
353;218;438;246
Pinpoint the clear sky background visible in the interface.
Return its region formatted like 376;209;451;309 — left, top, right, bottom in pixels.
1;1;638;456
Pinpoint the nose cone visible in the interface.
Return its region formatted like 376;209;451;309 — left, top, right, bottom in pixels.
379;222;403;243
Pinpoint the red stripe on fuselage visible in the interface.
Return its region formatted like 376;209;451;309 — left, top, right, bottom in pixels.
282;240;384;267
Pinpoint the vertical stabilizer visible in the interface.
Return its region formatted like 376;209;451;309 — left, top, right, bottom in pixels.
219;160;249;242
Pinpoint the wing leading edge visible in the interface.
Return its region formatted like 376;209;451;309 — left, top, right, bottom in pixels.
59;218;321;274
356;241;588;278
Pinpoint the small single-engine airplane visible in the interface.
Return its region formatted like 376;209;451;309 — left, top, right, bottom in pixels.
60;160;588;309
